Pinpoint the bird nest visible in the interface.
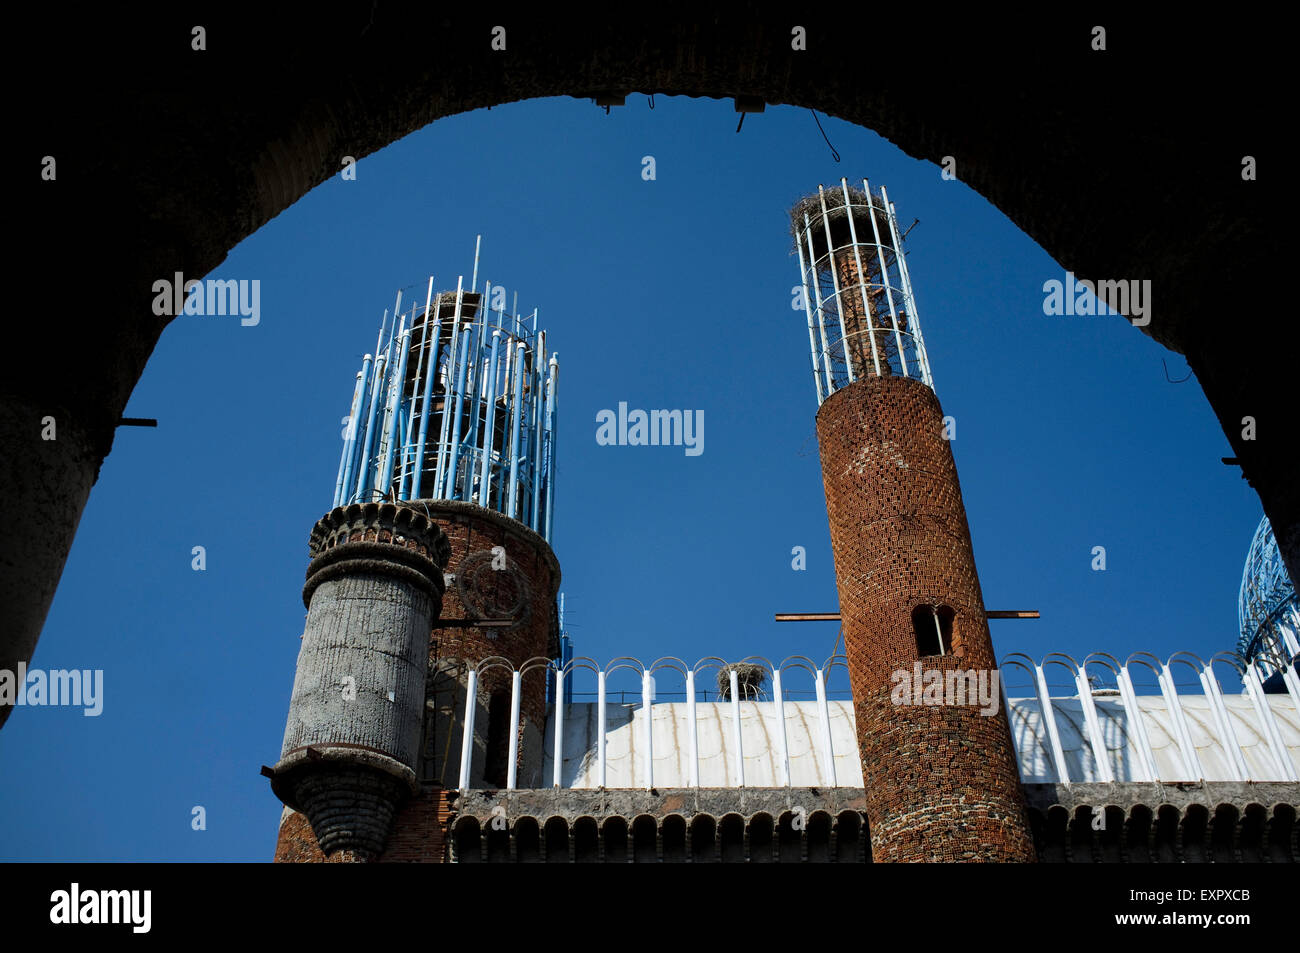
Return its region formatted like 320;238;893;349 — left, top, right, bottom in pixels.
717;662;767;700
789;185;895;262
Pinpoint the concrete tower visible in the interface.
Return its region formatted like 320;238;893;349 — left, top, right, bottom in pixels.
269;243;561;861
793;180;1035;862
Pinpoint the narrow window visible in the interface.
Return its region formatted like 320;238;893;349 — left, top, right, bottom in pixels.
912;604;955;657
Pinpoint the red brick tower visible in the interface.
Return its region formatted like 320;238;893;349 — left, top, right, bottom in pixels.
270;250;561;861
794;180;1035;861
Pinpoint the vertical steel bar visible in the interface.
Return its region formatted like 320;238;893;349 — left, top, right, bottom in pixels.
506;668;521;790
458;668;478;790
840;177;882;377
642;669;653;790
478;324;503;507
1074;662;1114;783
597;670;607;788
377;320;410;496
686;670;699;788
772;668;790;787
542;355;559;542
1034;663;1070;784
1158;663;1204;780
334;367;366;507
506;342;526;519
433;278;465;497
729;668;744;787
882;189;933;388
352;352;387;502
863;180;908;377
814;668;837;787
442;321;473;500
410;292;443;499
1116;665;1159;782
816;186;854;385
794;232;825;406
553;667;565;788
802;213;835;397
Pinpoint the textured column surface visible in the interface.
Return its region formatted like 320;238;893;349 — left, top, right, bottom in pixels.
817;375;1035;861
268;502;450;859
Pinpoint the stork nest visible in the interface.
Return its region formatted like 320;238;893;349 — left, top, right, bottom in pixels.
789;185;896;262
717;663;767;700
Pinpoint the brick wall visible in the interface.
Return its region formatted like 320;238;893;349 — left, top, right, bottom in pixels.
816;374;1035;861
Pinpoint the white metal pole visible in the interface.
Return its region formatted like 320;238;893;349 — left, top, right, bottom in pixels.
840;177;882;377
1034;663;1070;784
597;670;607;788
816;186;855;385
686;670;699;788
1116;665;1158;782
458;669;478;790
729;669;744;787
642;670;653;790
803;213;835;397
863;180;908;377
814;668;837;787
553;668;565;788
772;668;790;787
506;669;522;790
1074;664;1114;783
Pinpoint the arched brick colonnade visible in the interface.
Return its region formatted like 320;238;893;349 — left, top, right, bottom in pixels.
7;11;1280;728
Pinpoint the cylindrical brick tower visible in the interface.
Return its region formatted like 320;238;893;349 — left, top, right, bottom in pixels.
270;241;562;861
266;502;450;860
793;180;1035;862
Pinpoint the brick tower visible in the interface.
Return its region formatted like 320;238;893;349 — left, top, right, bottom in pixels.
793;180;1035;862
268;244;561;861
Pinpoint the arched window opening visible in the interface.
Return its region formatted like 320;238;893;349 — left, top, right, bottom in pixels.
912;604;955;657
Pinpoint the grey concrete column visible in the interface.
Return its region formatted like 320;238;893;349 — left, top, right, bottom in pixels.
266;502;451;859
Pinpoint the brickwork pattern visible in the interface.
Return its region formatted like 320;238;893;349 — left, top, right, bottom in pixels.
815;374;1035;861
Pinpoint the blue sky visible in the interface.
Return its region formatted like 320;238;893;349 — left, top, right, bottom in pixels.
0;96;1261;860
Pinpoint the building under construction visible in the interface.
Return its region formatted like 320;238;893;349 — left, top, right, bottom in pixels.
265;191;1300;863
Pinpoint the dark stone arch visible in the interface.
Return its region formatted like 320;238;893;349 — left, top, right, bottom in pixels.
1268;804;1296;864
632;814;658;863
7;11;1288;741
1239;803;1266;863
453;817;481;864
602;817;628;864
1153;805;1182;863
514;816;541;863
719;814;746;863
1182;804;1210;864
691;815;717;864
777;811;803;863
573;816;600;863
748;813;775;864
834;811;862;863
1126;806;1154;864
1040;806;1070;864
544;816;569;863
486;815;511;863
806;811;832;864
662;814;687;864
1210;804;1239;864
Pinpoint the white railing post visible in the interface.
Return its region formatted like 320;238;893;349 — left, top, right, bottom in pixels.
1034;663;1070;784
686;670;699;788
1075;663;1114;783
458;668;478;790
772;668;790;787
553;668;565;788
642;669;654;790
597;670;607;788
730;668;744;787
506;668;521;790
815;668;837;787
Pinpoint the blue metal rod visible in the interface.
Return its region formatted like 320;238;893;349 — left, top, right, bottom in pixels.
377;321;410;497
410;292;443;499
477;323;502;508
335;362;367;506
505;342;526;519
530;330;546;532
352;352;387;503
459;303;484;503
443;322;473;499
542;354;558;542
432;278;465;497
